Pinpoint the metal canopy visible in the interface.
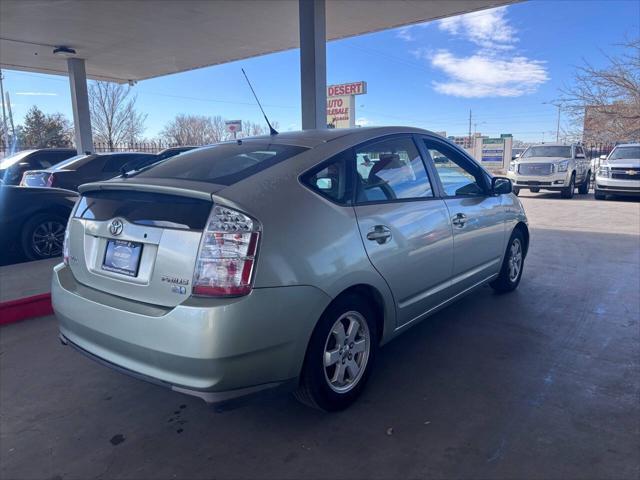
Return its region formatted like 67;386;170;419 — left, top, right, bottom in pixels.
1;0;513;83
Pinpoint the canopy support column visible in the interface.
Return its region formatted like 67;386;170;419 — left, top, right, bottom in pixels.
299;0;327;130
67;58;93;153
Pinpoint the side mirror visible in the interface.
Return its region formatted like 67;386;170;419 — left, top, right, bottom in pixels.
316;177;333;190
599;155;607;160
576;154;585;159
492;176;512;195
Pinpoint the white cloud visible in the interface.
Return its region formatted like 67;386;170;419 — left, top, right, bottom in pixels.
438;6;515;50
396;27;415;42
429;51;548;98
413;6;550;98
356;117;371;126
15;92;58;96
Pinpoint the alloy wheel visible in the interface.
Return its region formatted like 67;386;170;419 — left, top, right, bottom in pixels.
508;238;523;282
323;311;371;393
32;220;65;257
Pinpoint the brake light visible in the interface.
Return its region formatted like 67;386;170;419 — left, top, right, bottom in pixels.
192;205;260;297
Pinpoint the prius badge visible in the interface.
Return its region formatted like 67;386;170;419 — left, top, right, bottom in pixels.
109;219;124;236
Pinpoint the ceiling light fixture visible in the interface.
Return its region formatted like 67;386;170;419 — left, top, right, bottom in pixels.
53;46;77;58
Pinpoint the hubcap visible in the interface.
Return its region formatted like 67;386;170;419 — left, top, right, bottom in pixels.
323;311;371;393
508;238;523;282
32;221;65;257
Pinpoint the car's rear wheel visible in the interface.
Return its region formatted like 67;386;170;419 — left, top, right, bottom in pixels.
530;187;540;193
561;173;575;199
294;294;378;411
21;213;67;261
490;229;525;294
578;172;590;194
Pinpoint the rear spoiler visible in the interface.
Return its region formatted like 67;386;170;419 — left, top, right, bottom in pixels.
78;181;216;201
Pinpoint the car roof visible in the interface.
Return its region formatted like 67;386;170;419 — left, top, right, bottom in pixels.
234;126;436;148
528;143;576;147
613;143;640;147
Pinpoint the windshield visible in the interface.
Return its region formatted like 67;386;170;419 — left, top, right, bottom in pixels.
134;142;308;185
522;146;572;158
609;146;640;161
51;154;96;171
0;150;36;169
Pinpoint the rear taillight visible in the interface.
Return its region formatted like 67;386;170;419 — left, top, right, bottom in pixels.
192;205;260;297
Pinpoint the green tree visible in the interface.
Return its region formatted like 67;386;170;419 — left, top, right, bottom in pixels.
20;106;73;148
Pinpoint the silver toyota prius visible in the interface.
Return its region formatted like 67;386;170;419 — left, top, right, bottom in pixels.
53;127;529;411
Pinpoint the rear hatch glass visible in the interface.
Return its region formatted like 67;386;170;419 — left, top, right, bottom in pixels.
76;190;212;230
132;141;308;185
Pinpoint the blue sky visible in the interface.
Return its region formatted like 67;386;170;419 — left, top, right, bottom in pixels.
2;0;638;142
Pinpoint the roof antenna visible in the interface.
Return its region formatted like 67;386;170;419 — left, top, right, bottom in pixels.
241;68;278;136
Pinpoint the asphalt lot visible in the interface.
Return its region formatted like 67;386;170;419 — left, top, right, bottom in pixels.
1;192;639;480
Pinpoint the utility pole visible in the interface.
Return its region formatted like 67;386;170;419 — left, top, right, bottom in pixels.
0;69;8;149
5;92;15;139
543;101;561;143
468;109;472;146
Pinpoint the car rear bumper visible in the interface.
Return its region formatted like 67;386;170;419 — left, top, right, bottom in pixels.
595;177;640;195
52;264;331;404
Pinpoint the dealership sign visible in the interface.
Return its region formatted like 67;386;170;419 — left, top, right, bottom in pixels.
327;81;367;128
482;137;505;163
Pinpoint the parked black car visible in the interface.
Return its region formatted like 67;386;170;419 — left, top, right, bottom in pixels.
0;185;78;263
0;148;77;185
156;146;198;160
20;152;156;191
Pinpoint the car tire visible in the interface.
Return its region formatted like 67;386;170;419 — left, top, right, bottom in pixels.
512;187;520;196
594;189;606;200
529;187;540;193
490;229;525;294
21;213;67;261
294;293;378;411
578;172;590;194
560;173;575;199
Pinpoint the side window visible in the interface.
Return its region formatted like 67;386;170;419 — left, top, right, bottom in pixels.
424;140;486;197
355;136;433;203
29;152;53;169
303;150;351;204
102;155;136;173
575;146;584;158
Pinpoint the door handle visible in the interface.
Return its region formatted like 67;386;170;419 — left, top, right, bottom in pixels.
367;225;392;244
452;213;467;228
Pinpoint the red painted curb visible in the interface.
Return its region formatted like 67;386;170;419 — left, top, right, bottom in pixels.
0;293;53;325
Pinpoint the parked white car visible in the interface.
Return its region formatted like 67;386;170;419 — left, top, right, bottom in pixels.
507;144;591;198
595;143;640;200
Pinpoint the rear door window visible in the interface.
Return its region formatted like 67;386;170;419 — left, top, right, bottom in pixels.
354;136;434;203
134;142;308;185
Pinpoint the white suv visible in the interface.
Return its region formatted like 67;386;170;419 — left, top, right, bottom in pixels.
595;143;640;200
507;144;591;199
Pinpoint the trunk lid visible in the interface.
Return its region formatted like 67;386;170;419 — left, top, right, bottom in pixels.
68;181;220;307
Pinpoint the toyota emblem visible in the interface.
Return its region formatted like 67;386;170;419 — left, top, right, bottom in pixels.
109;219;124;236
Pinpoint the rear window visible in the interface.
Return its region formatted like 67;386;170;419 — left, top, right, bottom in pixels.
133;142;308;185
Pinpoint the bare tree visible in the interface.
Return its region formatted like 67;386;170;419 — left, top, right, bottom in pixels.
561;38;639;143
89;81;147;150
161;114;230;145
